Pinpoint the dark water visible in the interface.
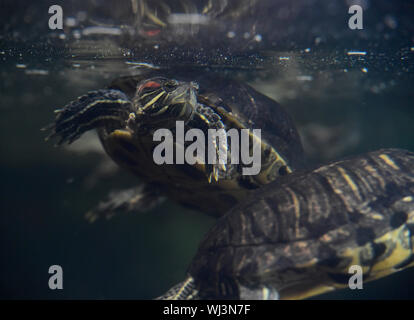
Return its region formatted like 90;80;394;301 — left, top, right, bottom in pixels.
1;0;414;299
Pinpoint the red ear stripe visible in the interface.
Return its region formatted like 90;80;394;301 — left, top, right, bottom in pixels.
144;29;161;37
139;81;161;91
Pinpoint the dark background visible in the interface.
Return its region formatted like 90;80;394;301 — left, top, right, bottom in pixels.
1;0;414;299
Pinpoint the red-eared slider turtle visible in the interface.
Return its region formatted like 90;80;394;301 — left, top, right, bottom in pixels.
158;148;414;299
44;70;304;218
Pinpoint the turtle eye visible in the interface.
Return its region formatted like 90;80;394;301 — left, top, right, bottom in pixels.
164;80;179;90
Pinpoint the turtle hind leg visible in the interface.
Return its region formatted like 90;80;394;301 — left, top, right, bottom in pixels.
239;284;280;300
155;277;199;300
156;280;279;300
43;89;133;145
85;184;165;223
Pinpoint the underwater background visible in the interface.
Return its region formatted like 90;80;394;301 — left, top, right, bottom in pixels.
1;0;414;299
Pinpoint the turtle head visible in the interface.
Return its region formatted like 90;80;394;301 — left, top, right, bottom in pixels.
134;77;199;128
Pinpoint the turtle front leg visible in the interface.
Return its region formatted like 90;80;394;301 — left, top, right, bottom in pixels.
190;103;228;183
43;89;133;145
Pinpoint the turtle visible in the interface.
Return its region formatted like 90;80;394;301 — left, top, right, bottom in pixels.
157;148;414;300
44;69;305;219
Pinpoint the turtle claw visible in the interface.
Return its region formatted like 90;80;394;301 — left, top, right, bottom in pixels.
206;162;227;183
207;166;219;183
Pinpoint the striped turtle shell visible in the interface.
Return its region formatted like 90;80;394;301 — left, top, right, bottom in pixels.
159;148;414;299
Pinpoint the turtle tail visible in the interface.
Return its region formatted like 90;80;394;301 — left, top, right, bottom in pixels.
155;277;199;300
43;89;133;145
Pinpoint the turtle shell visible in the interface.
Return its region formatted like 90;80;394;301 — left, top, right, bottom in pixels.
95;70;305;215
188;148;414;299
109;70;304;168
